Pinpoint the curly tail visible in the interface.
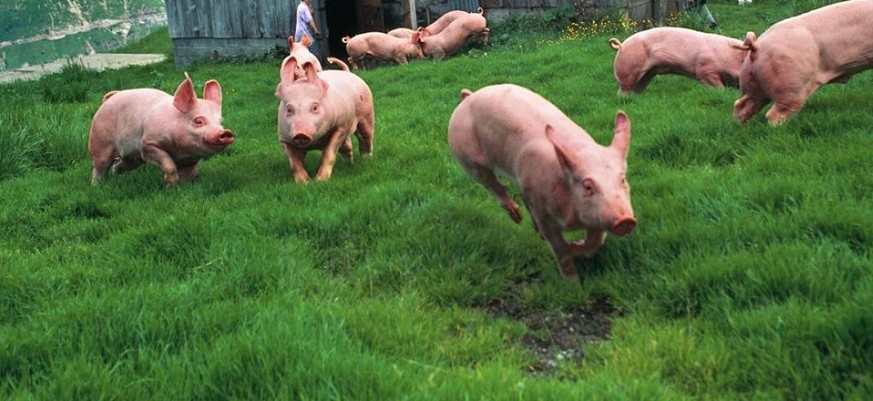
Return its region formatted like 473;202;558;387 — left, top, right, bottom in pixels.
102;91;119;103
608;38;622;51
477;7;484;15
341;35;351;44
742;31;758;51
326;57;350;72
460;89;473;101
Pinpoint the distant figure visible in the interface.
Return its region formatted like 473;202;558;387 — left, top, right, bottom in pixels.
295;0;321;55
685;0;719;29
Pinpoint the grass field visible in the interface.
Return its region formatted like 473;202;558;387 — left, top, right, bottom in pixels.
1;1;871;399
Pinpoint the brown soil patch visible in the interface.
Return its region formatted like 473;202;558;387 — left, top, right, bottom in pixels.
479;280;622;376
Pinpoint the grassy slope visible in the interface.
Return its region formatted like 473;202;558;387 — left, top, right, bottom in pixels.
1;1;872;399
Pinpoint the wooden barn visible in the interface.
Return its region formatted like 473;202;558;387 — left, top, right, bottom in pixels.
165;0;682;67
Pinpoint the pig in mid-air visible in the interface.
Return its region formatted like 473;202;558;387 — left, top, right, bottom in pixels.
448;84;636;279
275;56;375;183
733;0;873;125
88;73;234;187
608;27;747;94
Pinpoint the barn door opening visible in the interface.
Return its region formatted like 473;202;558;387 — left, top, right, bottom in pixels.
324;0;360;60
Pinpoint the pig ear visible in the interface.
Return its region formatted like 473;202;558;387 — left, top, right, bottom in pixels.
287;36;295;50
203;80;222;106
610;111;632;158
545;125;578;175
173;73;197;113
303;62;329;94
301;33;312;48
280;56;298;84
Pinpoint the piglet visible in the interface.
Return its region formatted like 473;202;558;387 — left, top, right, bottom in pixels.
419;12;489;61
88;73;234;187
342;31;424;70
275;57;375;183
733;0;873;124
448;84;635;279
609;27;747;94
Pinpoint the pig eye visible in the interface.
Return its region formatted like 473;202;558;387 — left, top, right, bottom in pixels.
581;178;596;197
286;105;294;115
310;102;320;113
194;117;205;127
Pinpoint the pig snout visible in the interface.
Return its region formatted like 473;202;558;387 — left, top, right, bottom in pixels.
207;129;235;146
610;217;636;236
291;133;312;147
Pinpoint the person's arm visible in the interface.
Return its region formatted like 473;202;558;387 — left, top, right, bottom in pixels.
309;19;320;37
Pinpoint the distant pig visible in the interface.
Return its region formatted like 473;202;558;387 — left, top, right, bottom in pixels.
286;34;323;80
419;12;489;61
387;27;419;39
88;73;234;187
448;84;636;279
733;0;873;124
422;8;483;36
608;27;747;94
342;31;425;70
275;57;375;183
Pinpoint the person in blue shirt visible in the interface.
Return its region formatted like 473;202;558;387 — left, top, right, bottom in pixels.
295;0;321;54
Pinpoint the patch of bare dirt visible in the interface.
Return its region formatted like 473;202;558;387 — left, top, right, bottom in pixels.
478;279;622;376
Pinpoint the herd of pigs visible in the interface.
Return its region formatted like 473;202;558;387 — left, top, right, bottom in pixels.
87;1;873;280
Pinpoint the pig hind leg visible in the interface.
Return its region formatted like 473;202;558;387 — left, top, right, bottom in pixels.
354;114;375;156
111;154;144;175
339;138;354;161
461;162;522;223
89;143;118;184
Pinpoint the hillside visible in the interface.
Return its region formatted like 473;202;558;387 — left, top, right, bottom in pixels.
0;0;165;71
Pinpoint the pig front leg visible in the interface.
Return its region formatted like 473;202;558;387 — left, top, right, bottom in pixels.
315;129;355;181
282;143;310;183
141;143;181;187
570;229;607;258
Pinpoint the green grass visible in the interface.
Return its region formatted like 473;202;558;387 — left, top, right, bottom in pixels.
1;1;872;399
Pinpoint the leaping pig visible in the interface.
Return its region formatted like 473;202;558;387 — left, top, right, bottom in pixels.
733;0;873;124
608;27;747;94
88;73;234;187
448;84;636;280
288;34;322;78
276;57;375;183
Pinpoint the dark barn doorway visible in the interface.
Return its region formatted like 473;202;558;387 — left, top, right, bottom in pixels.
324;0;359;61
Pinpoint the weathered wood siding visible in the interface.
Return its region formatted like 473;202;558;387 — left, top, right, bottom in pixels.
166;0;296;67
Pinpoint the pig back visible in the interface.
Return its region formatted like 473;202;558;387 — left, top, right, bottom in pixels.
449;84;589;178
92;88;174;155
319;70;374;123
758;0;873;74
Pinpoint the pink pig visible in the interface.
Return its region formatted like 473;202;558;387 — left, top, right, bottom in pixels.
275;57;375;183
287;34;323;78
342;31;424;70
418;12;489;61
448;84;636;279
609;27;747;94
733;0;873;125
387;27;419;39
422;8;483;36
88;73;234;187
